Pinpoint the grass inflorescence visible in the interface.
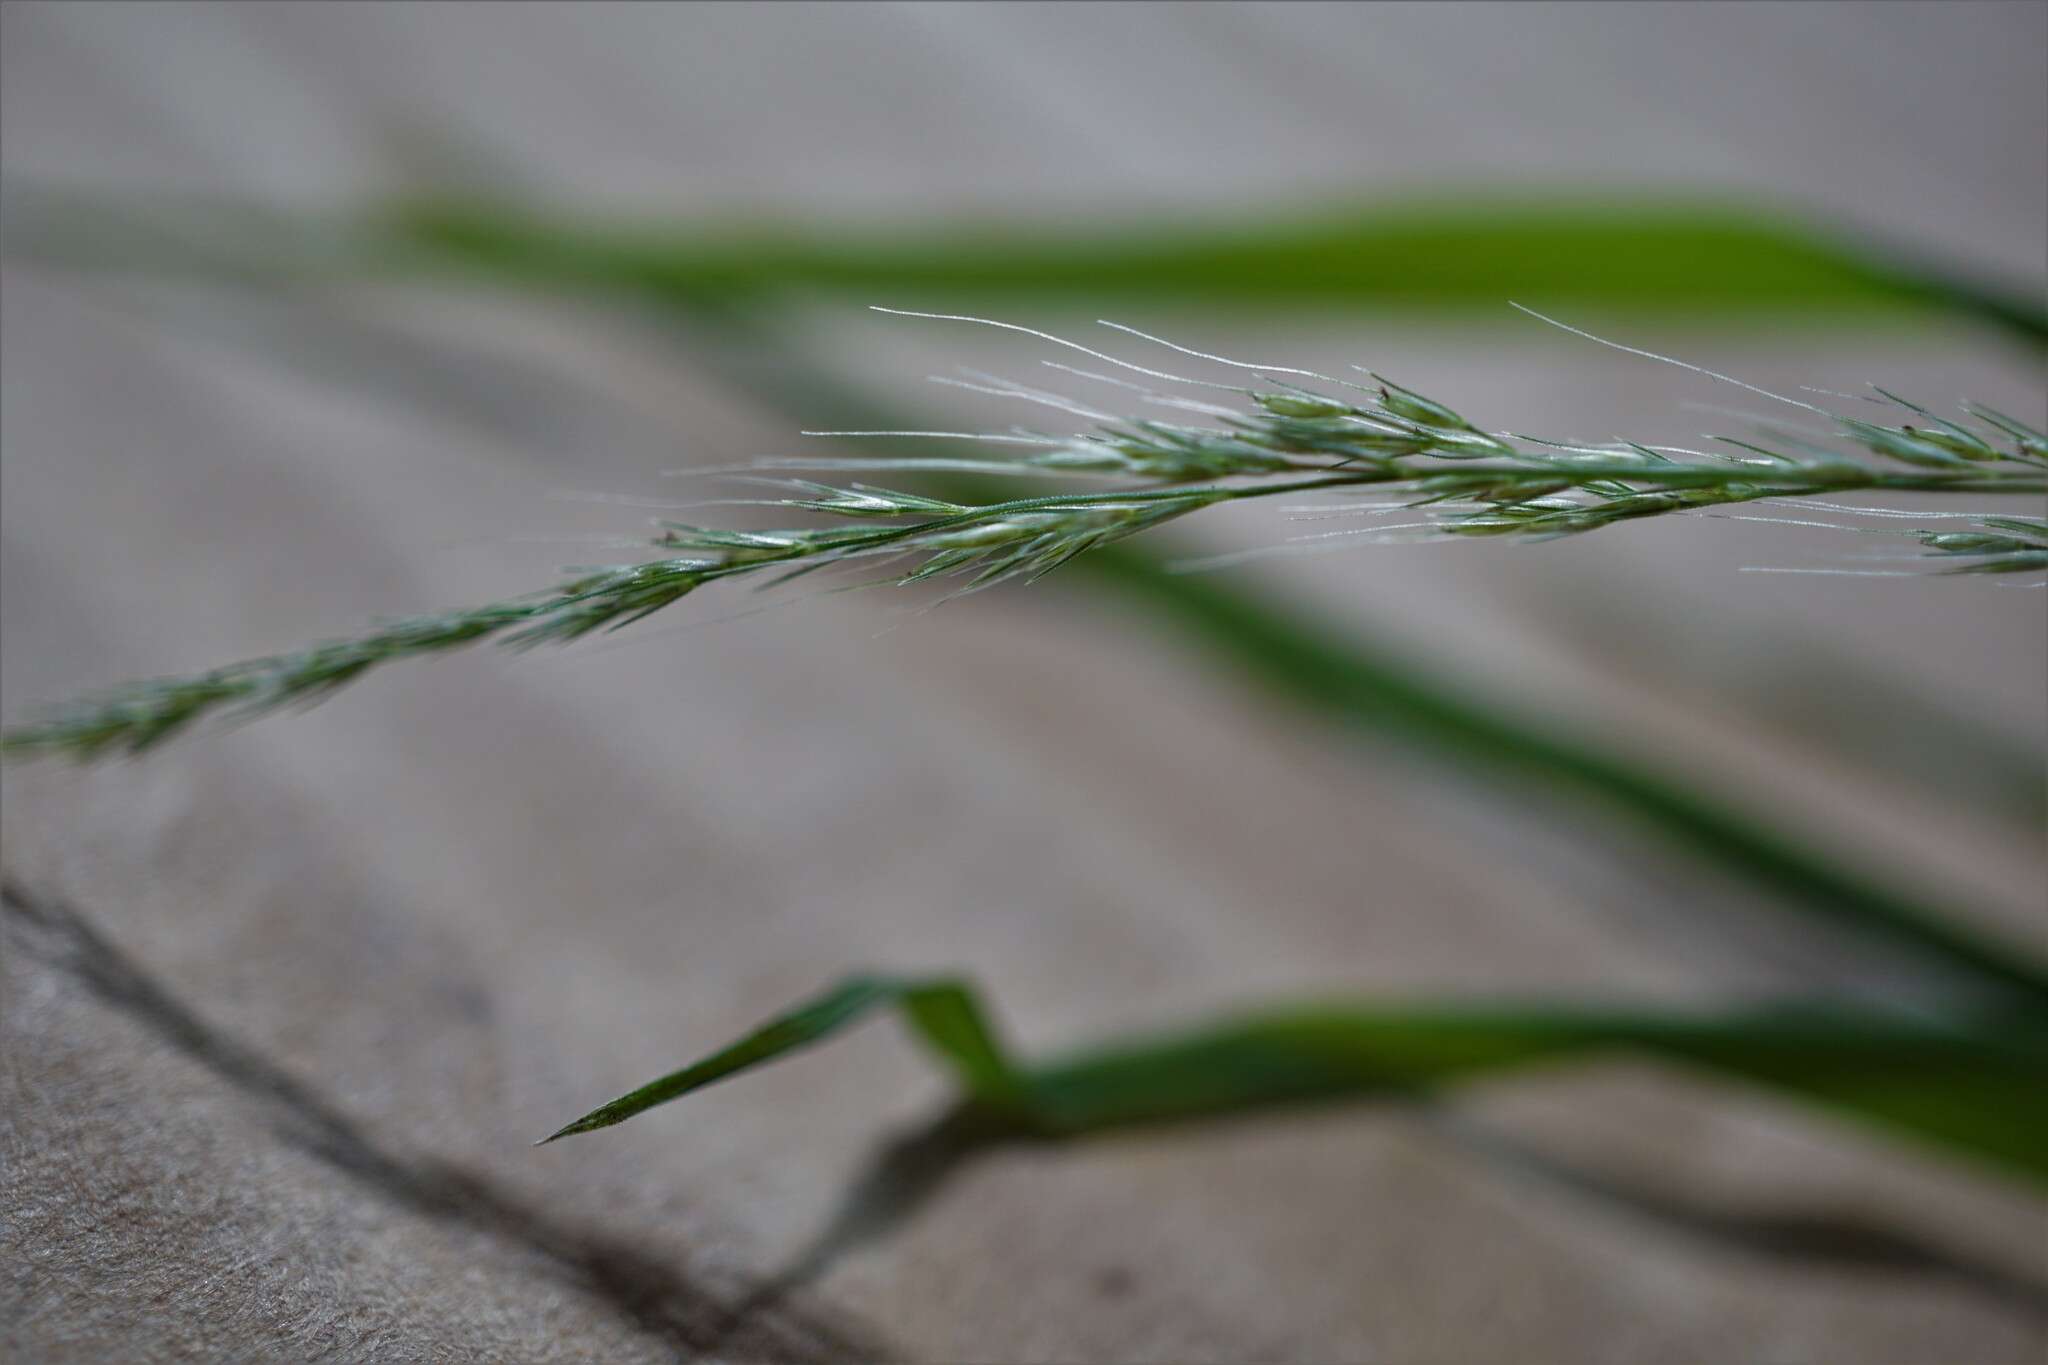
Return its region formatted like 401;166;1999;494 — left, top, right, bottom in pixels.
3;311;2042;762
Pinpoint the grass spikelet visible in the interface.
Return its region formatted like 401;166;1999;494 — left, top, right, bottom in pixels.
4;314;2042;761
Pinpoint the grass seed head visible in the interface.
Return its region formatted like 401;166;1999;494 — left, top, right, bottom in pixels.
4;323;2043;762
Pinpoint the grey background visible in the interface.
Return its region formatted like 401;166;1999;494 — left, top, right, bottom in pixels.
3;3;2044;1361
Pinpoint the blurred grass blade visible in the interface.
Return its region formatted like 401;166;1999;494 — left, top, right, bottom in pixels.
1030;1003;2048;1177
6;186;2043;340
380;197;2046;341
543;974;2048;1182
1079;541;2048;1004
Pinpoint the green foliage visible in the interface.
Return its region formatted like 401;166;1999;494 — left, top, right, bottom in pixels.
8;184;2043;337
365;196;2047;344
544;974;2048;1182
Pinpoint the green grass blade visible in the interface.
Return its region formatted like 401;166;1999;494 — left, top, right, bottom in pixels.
1078;543;2048;1005
537;975;1026;1142
7;186;2042;340
375;196;2045;341
1028;1005;2048;1177
543;975;2048;1182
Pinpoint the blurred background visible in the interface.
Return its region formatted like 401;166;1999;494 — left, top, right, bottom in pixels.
2;3;2043;1361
